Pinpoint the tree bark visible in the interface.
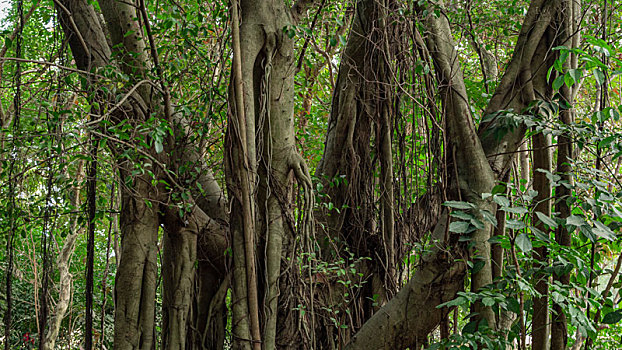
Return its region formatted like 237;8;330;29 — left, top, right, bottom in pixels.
314;1;398;345
346;1;566;347
226;1;315;349
56;1;230;348
551;2;580;349
531;132;551;350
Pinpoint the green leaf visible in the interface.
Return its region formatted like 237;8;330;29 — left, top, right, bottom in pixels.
516;233;532;252
338;34;347;46
507;219;526;230
530;226;551;243
564;72;574;88
449;221;471;234
493;195;510;208
568;68;583;83
594;69;606;86
482;297;495;307
506;297;520;314
536;211;558;228
155;140;164;154
491;184;507;195
437;296;467;308
552;75;564;91
472;260;485;274
450;211;475;221
593;221;616;241
599;135;616;149
602;310;622;324
443;200;475;210
566;215;586;227
462;320;478;334
504;206;528;215
480;209;498;226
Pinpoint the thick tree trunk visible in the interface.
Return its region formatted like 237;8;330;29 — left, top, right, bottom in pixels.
114;179;160;349
347;0;566;347
56;1;230;348
421;3;497;329
314;1;397;345
345;214;467;349
226;1;315;349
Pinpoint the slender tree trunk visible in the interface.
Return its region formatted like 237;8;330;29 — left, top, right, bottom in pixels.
41;162;84;350
519;142;530;187
531;133;551;350
552;2;580;348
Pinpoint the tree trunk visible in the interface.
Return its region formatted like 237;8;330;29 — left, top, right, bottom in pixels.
551;2;580;349
531;132;551;350
314;0;398;345
41;162;84;350
346;0;566;347
114;180;160;350
226;1;315;349
56;1;230;348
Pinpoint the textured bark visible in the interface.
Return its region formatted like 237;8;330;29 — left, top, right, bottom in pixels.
114;179;160;350
345;214;467;349
226;1;315;349
421;3;497;329
56;1;229;348
551;2;580;349
347;1;566;346
314;1;397;345
479;0;559;176
531;133;551;350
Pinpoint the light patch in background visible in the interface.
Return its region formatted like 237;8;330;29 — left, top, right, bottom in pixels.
0;0;11;30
